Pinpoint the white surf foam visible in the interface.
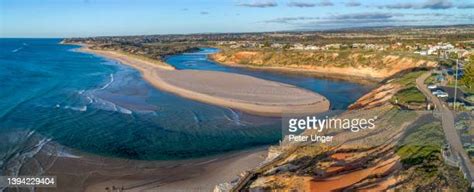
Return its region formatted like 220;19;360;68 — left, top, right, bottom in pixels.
118;107;133;115
85;95;93;104
64;105;87;112
57;149;81;159
11;47;23;53
90;96;133;115
227;108;242;125
100;74;114;90
5;137;51;178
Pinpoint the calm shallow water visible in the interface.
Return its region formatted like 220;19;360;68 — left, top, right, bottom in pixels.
0;40;371;162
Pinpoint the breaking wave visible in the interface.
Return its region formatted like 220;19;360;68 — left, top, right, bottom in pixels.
89;95;133;115
11;47;23;53
100;73;114;90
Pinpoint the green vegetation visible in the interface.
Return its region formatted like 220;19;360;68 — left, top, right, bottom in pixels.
462;55;474;93
424;73;437;85
384;108;418;128
394;87;426;104
396;121;443;165
467;95;474;103
396;119;469;191
439;59;456;67
391;71;427;107
63;39;202;62
393;71;424;87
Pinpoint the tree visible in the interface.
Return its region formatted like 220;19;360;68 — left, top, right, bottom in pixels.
462;55;474;92
448;52;459;60
263;41;271;48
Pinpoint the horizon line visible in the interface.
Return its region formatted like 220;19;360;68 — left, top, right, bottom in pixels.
2;23;474;39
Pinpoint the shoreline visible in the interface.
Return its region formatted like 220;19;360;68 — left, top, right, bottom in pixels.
1;130;269;191
74;44;330;116
80;145;269;192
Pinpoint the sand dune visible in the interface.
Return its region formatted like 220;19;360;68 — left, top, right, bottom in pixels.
80;47;330;116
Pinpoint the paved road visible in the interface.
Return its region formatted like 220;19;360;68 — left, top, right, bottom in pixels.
416;72;474;187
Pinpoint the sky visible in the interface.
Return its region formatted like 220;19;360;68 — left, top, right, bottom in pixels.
1;0;474;37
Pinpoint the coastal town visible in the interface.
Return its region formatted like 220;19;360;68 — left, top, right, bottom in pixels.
213;34;474;111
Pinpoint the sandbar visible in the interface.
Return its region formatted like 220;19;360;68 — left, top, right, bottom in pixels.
79;46;330;116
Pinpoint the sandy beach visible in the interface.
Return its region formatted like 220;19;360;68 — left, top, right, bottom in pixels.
79;46;330;116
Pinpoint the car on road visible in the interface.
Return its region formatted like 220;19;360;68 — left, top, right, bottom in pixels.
427;84;437;89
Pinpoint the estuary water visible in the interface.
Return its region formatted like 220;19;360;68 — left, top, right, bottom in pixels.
0;40;371;163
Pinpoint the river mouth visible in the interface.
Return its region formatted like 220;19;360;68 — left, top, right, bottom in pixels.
0;40;372;161
166;47;374;110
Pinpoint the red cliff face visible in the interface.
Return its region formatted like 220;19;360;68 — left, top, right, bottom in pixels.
348;83;402;110
210;51;437;80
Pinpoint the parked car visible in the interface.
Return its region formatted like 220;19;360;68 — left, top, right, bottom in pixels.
437;92;449;98
432;90;444;96
427;84;437;89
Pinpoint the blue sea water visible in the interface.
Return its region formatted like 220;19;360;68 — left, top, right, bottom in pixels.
0;39;371;161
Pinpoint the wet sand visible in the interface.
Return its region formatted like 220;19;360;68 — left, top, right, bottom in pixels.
2;133;268;192
79;47;330;116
